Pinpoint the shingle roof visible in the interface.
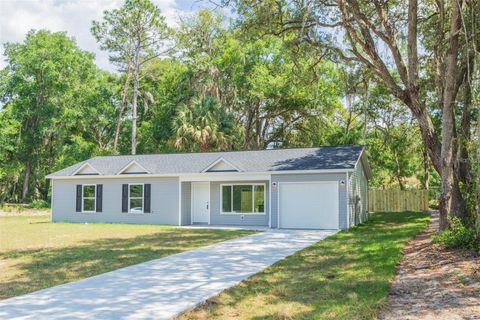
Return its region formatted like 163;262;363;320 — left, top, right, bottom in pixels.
47;145;366;177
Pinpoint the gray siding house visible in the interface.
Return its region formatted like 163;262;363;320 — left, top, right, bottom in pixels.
47;146;371;229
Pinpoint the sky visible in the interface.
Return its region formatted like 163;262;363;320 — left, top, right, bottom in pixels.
0;0;219;71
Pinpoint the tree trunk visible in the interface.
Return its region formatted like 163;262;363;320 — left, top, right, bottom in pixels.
439;0;463;230
113;62;132;152
476;95;480;234
131;47;140;155
458;83;472;185
21;161;30;203
244;107;254;148
422;145;429;190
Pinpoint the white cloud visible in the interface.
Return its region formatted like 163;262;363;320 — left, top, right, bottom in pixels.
0;0;192;71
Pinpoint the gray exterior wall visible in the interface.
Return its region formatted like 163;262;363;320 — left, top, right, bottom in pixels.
271;173;349;229
180;182;191;225
348;162;369;227
52;177;179;225
51;169;366;228
209;181;269;226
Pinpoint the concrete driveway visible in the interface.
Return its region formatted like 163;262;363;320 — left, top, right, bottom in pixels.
0;229;337;320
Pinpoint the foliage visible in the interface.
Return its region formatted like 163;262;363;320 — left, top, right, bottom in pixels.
174;10;344;149
433;217;480;251
227;0;480;228
28;199;50;209
0;30;114;203
173;96;237;152
0;3;451;222
92;0;171;154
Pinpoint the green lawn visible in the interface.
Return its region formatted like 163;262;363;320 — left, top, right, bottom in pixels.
179;211;430;320
0;215;255;300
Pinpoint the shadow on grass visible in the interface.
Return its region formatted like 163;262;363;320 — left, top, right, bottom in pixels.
0;228;253;300
180;211;430;320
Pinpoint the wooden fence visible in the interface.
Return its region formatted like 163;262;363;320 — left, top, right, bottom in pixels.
368;189;429;212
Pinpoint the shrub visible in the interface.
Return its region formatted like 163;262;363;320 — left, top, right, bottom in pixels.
29;199;50;209
433;216;479;250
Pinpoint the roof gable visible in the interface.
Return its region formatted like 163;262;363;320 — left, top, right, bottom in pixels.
202;158;241;172
72;163;100;176
117;160;151;175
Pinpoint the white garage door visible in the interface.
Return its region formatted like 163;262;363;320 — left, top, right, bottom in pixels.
279;182;339;229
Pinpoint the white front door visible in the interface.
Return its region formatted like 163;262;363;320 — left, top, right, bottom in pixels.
192;182;210;224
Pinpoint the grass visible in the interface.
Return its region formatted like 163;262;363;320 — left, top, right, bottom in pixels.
0;215;255;300
179;211;430;320
0;203;49;213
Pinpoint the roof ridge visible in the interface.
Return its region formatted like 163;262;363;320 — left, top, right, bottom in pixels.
89;145;364;159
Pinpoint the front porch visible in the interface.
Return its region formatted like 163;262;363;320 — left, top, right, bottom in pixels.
179;177;271;228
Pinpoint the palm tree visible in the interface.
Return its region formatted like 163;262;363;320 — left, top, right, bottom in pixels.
173;96;236;152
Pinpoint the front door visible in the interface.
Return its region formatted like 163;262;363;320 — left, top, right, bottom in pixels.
192;182;210;224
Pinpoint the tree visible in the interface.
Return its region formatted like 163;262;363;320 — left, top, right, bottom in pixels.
134;58;192;154
92;0;171;154
175;10;344;149
0;30;107;202
173;96;237;152
228;0;480;229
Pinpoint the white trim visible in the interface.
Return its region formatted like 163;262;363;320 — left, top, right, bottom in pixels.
178;180;182;226
128;183;144;214
81;184;97;213
346;172;350;228
220;183;266;215
268;176;272;228
201;157;242;173
50;179;54;222
49;169;354;180
71;163;101;176
117;160;151;175
190;184;193;225
181;173;271;182
277;181;340;229
276;182;280;229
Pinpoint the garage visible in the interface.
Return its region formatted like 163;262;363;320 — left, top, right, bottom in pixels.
279;181;339;229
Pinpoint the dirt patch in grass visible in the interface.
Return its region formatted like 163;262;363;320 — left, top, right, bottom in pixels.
178;211;429;320
379;211;480;320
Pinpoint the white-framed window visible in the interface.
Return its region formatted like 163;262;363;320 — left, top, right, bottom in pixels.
221;183;265;215
82;184;96;213
128;183;144;214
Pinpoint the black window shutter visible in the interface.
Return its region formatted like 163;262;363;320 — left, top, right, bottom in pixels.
144;184;151;213
122;184;128;212
76;185;82;212
96;184;103;212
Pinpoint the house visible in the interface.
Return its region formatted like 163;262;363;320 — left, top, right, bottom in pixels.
46;145;371;229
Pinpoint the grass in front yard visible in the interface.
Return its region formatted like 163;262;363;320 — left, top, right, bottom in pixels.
0;216;255;300
179;211;430;320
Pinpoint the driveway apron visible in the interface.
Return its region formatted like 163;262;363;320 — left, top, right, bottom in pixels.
0;229;337;320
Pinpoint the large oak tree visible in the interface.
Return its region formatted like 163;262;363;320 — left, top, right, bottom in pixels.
228;0;479;229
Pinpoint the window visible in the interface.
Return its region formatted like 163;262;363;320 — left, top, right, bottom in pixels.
129;184;144;213
221;184;265;214
82;184;96;212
